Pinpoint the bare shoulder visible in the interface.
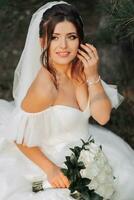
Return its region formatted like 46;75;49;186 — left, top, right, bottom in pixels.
21;67;57;113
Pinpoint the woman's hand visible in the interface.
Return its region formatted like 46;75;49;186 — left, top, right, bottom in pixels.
77;43;99;80
47;164;70;188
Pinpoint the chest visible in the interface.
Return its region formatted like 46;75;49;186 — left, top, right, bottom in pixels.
52;79;89;111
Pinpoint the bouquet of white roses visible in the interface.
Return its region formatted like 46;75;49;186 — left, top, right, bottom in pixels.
32;137;116;200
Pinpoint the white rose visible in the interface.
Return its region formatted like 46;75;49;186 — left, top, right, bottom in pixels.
88;178;99;190
79;149;94;166
95;170;107;184
95;183;115;199
80;161;100;179
103;164;113;175
95;152;108;168
88;143;99;154
78;143;100;167
78;141;116;199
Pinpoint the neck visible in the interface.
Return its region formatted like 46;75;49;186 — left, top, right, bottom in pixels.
52;63;72;78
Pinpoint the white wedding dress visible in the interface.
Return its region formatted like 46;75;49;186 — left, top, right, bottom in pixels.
0;80;134;200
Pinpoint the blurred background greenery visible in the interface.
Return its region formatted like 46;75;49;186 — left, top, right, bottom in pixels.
0;0;134;148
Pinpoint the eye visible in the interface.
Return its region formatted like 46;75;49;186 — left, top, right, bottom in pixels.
51;36;58;40
69;35;78;40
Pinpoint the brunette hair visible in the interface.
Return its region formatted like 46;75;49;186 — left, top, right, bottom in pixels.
39;3;85;88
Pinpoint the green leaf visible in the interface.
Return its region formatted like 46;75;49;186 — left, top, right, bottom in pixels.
77;161;86;170
60;168;68;176
90;191;103;200
80;191;91;200
70;154;79;166
67;169;78;182
71;146;82;158
66;156;71;162
78;178;91;186
64;158;73;169
69;181;78;193
81;139;89;146
99;145;102;150
77;186;89;194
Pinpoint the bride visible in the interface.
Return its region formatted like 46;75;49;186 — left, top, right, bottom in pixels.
0;1;134;200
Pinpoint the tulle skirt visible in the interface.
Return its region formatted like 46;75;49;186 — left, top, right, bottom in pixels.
0;100;134;200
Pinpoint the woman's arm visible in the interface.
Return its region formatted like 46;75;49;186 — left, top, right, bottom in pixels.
16;144;55;174
16;69;70;188
87;79;112;125
16;144;70;188
77;43;112;125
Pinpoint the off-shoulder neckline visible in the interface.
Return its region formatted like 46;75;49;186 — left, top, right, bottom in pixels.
20;103;90;115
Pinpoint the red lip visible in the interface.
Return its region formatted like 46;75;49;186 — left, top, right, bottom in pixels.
56;51;70;53
56;52;70;57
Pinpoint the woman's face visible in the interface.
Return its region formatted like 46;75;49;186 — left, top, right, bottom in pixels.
49;21;79;67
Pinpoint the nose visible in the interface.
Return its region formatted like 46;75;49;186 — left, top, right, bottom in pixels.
60;37;67;49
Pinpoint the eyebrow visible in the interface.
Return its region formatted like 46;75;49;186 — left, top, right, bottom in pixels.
53;32;78;35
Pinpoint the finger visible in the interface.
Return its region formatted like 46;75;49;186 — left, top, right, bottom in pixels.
83;43;98;59
85;43;99;60
80;44;95;59
77;53;88;67
60;173;70;188
78;49;92;61
57;177;66;188
51;178;61;188
51;181;59;188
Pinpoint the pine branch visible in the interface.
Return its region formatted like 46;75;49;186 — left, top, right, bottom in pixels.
97;0;134;45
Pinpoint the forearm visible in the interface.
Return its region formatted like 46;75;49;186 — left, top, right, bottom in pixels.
88;80;112;125
16;143;55;174
78;42;111;124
